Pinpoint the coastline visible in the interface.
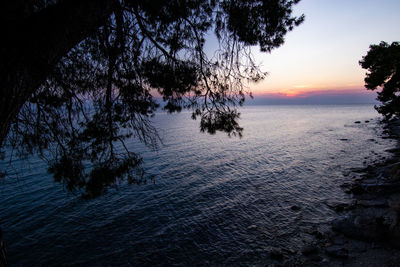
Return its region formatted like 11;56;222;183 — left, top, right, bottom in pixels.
287;119;400;266
331;118;400;265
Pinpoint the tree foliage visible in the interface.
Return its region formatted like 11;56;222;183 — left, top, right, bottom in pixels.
360;41;400;119
2;0;303;198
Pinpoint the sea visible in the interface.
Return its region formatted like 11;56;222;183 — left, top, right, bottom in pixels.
0;104;396;266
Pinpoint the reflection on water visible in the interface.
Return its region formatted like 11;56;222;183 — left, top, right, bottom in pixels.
0;105;395;265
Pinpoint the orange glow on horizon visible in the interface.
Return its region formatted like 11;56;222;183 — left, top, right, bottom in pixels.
278;89;304;97
251;86;372;99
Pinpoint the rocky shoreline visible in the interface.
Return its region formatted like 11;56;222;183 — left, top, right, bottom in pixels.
328;119;400;265
269;119;400;266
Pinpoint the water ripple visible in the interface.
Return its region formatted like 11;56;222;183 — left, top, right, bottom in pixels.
0;105;395;266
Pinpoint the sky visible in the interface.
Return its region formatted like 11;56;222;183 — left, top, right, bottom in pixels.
247;0;400;104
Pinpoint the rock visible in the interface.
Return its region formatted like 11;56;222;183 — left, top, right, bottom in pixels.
387;224;400;248
355;121;361;124
331;236;346;245
359;182;400;194
388;163;400;181
349;184;366;195
308;255;323;262
326;200;351;212
340;182;351;188
339;138;349;141
332;216;378;242
311;230;325;240
356;193;376;200
385;148;400;153
344;189;352;194
332;212;397;243
357;199;387;207
300;260;324;267
270;248;284;260
301;245;319;256
325;245;348;259
290;205;301;211
350;167;365;173
282;248;296;254
388;193;400;210
365;120;370;123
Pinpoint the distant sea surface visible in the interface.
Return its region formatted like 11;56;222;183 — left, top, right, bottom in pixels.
0;104;396;266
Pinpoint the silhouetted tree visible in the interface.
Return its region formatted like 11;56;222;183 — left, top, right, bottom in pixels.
360;41;400;119
1;0;303;198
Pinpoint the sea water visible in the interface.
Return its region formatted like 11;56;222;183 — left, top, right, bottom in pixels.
0;104;396;265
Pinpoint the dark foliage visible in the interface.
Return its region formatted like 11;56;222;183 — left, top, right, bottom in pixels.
360;41;400;119
1;0;303;198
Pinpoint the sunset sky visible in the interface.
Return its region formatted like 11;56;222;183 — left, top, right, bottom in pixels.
249;0;400;103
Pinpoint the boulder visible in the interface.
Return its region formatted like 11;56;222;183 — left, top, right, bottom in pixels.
331;216;381;242
270;248;284;260
301;245;319;256
290;205;301;211
325;245;348;259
